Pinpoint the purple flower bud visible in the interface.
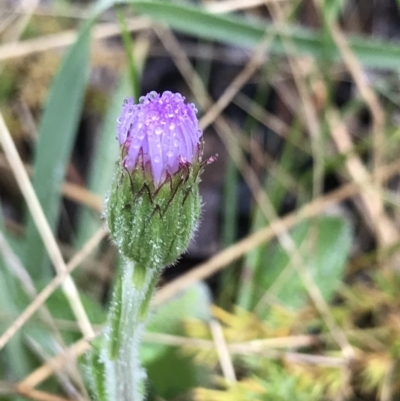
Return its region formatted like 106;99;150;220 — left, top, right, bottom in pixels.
117;91;203;187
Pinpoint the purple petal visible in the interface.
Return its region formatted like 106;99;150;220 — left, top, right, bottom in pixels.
116;91;202;187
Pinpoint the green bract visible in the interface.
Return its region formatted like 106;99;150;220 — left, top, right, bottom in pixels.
106;158;202;270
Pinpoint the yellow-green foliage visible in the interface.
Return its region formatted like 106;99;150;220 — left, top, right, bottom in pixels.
184;272;400;401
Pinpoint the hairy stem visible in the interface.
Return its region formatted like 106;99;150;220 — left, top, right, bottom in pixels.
89;260;160;401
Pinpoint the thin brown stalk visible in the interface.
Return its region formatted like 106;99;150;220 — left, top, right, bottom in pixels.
0;156;102;211
19;338;91;389
204;0;286;14
380;360;395;401
19;331;334;390
267;1;324;199
198;23;276;130
17;387;73;401
62;182;102;212
326;109;398;246
229;335;318;352
0;228;106;350
234;92;290;139
210;319;237;383
0;230;69;349
2;0;40;43
0;18;151;61
283;352;346;367
312;0;387;245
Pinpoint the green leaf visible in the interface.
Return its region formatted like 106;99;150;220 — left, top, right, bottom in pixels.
24;21;92;280
245;216;352;312
142;283;211;399
119;0;400;70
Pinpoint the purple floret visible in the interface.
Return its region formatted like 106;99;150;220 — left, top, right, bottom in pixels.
116;91;202;187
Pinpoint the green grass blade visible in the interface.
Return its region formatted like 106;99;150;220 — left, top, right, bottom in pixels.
0;239;36;396
75;74;131;248
100;0;400;70
117;12;141;102
24;22;92;280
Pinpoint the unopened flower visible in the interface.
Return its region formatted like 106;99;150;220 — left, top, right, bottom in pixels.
106;91;207;269
117;91;202;187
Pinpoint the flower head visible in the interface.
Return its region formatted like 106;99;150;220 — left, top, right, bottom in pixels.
117;91;202;187
107;91;206;267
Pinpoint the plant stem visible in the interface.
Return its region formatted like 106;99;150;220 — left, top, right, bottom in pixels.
90;260;160;401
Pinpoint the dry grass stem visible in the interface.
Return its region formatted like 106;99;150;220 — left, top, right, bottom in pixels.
312;0;385;185
0;18;151;61
2;3;92;20
229;335;318;352
326;109;398;247
0;228;106;350
0;112;95;342
17;387;73;401
62;182;102;212
1;381;72;401
0;230;39;299
19;331;340;390
210;319;237;383
204;0;285;13
283;352;346;367
380;360;395;401
0;156;102;211
0;230;68;349
234;92;290;139
2;0;40;43
268;1;324;198
19;338;91;389
198;24;276;130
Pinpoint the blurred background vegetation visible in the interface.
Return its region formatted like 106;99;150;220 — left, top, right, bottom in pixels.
0;0;400;400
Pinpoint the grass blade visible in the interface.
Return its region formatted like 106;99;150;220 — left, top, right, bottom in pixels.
117;0;400;70
75;74;131;248
24;22;92;280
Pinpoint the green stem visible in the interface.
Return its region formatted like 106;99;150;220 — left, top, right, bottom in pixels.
88;260;161;401
139;272;159;320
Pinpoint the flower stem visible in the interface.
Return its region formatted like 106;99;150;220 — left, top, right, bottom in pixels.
89;260;160;401
139;272;159;321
